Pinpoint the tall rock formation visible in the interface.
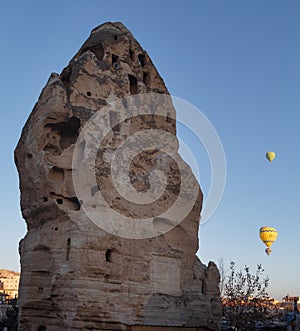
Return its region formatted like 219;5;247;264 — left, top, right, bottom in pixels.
15;22;221;331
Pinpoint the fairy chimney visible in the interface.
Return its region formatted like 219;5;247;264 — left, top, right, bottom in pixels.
15;22;221;331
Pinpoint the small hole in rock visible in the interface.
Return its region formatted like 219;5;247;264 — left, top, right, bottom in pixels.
27;154;32;159
54;227;58;231
69;197;81;211
128;75;138;95
42;197;48;202
112;62;120;70
129;50;134;60
138;54;146;67
66;238;71;261
143;72;150;87
112;54;119;64
105;249;112;262
114;35;118;41
56;199;63;205
86;91;91;97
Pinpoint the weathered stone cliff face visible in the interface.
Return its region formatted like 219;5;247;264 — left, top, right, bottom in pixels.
15;22;221;331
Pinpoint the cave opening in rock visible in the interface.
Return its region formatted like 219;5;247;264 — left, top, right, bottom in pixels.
143;71;150;87
44;117;80;152
138;53;146;67
112;54;119;65
59;117;80;149
105;249;112;262
129;49;135;60
66;238;71;261
80;43;104;62
128;75;138;95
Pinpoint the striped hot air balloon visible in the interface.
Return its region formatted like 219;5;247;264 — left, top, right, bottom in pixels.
259;226;278;255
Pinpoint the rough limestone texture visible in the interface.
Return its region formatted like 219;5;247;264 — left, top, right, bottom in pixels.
15;22;221;331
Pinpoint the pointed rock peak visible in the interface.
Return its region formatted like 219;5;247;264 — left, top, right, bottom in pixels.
15;22;221;331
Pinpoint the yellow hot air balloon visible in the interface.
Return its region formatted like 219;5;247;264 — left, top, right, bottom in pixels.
259;226;278;255
266;151;276;162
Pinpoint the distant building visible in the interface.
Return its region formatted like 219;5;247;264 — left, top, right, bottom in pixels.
0;292;8;305
277;296;300;312
0;270;20;299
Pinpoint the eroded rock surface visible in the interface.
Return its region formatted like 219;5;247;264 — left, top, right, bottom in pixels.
15;22;221;331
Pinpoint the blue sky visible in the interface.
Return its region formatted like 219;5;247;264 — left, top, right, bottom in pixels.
1;1;299;300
